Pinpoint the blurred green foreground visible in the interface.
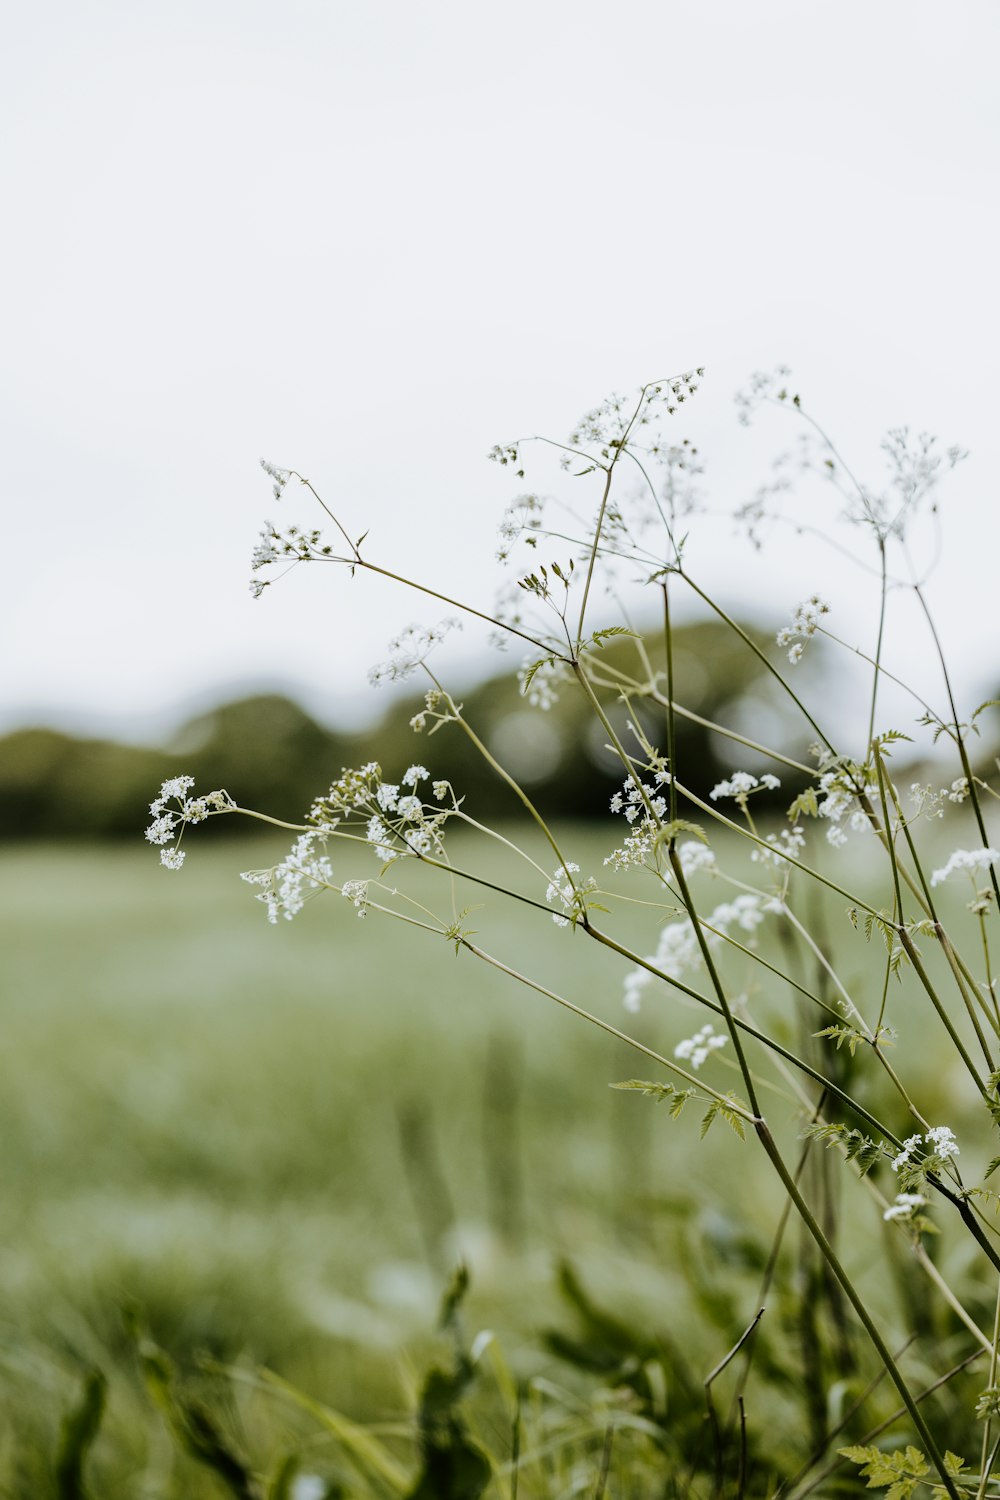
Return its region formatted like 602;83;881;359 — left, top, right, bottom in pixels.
0;829;991;1495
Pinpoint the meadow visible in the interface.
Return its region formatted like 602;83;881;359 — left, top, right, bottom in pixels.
1;817;995;1496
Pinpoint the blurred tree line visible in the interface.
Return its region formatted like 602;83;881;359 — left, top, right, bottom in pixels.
1;623;814;841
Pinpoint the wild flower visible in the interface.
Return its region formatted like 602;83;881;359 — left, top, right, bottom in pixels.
368;619;462;687
892;1126;960;1173
930;849;1000;887
775;596;829;665
242;832;334;923
620;895;770;1011
677;841;717;877
544;863;597;927
341;879;370;918
144;777;235;867
883;1192;927;1222
710;771;780;803
142;373;1000;1485
750;827;806;866
673;1024;727;1069
259;457;290;502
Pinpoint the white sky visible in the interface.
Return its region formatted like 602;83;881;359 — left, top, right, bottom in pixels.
3;0;999;745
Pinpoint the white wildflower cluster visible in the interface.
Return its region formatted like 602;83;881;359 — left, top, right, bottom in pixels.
604;772;673;873
407;689;454;735
880;427;967;538
368;619;462;687
610;775;669;823
674;1024;727;1069
145;776;235;869
496;493;544;564
309;761;453;867
341;879;371;919
518;656;571;710
909;780;970;821
776;596;829;665
241;831;334;923
248;520;335;598
809;764;873;848
751;827;806;867
710;771;781;804
260;457;291;502
930;848;1000;888
891;1125;960;1174
677;840;717;877
622;894;771;1012
882;1191;928;1223
545;862;597;927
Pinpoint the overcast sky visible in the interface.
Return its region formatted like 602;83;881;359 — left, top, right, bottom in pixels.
4;0;998;746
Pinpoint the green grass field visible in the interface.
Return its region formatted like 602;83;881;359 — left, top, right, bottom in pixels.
0;826;993;1494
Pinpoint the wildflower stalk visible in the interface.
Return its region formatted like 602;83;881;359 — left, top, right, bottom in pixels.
914;580;1000;912
979;1280;1000;1497
867;534;889;748
454;938;759;1120
573;381;654;650
677;570;836;754
897;925;990;1097
425;678;578;888
593;658;815;774
752;1119;962;1500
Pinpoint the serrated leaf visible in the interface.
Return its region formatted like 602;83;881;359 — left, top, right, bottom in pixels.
610;1080;693;1120
611;1078;675;1098
814;1024;866;1056
657;819;707;848
519;656;555;696
787;788;819;821
587;626;640;648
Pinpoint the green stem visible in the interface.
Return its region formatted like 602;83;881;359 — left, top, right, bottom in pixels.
753;1120;962;1500
678;570;836;754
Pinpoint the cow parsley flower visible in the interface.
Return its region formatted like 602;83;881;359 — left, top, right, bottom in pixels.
710;771;780;804
619;895;771;1011
368;619;462;687
145;777;235;868
544;862;596;926
751;827;807;866
776;595;829;664
931;849;1000;887
883;1192;927;1223
678;841;717;877
674;1024;727;1069
892;1125;959;1173
244;831;334;923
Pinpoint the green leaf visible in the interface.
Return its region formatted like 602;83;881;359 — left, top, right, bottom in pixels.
586;626;640;648
804;1123;883;1177
787;788;819;821
611;1079;694;1117
814;1024;866;1056
838;1443;929;1493
655;819;708;849
519;656;556;696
